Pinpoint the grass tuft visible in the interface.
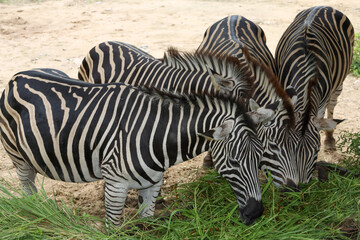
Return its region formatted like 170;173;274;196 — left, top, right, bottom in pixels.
351;32;360;77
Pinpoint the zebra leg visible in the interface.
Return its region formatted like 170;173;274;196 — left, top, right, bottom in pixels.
13;159;38;195
324;85;343;151
138;177;163;218
103;178;129;227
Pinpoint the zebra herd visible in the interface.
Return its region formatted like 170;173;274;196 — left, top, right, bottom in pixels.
0;6;354;227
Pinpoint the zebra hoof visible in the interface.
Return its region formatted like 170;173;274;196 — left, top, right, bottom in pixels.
324;135;336;152
202;154;214;169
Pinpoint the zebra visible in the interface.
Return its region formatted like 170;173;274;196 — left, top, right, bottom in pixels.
196;15;299;188
77;36;295;188
0;68;279;226
274;6;354;184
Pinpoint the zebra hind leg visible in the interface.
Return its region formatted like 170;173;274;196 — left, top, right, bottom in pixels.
202;151;214;169
13;159;38;195
138;178;163;218
324;86;343;151
103;178;129;227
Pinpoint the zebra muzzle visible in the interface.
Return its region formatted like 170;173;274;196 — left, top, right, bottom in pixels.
239;197;264;225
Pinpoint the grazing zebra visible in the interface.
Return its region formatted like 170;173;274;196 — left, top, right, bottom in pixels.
0;69;279;226
274;6;354;183
196;15;298;188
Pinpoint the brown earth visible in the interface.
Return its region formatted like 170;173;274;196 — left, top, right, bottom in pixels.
0;0;359;223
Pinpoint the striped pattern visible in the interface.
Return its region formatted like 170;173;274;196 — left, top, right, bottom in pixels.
0;68;264;226
78;41;254;99
197;15;277;75
196;15;298;187
275;6;354;183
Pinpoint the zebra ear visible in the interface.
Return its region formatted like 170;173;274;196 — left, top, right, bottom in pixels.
212;73;235;91
249;98;260;111
206;64;235;91
198;120;234;140
312;117;345;131
247;100;280;124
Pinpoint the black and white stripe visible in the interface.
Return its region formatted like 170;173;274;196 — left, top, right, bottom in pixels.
274;6;354;183
0;68;269;226
196;15;298;188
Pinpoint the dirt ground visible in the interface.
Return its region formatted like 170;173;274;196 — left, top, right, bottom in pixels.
0;0;359;220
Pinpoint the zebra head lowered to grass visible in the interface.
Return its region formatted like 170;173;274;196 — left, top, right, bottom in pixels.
0;69;280;226
196;15;298;188
275;6;354;184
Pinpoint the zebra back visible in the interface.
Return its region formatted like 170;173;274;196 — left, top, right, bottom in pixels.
275;6;354;115
197;15;276;75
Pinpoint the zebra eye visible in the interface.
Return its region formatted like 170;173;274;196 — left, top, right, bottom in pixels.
262;119;273;127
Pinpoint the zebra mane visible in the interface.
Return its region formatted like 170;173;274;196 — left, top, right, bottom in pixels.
301;44;322;134
161;47;254;98
139;85;251;123
245;48;296;129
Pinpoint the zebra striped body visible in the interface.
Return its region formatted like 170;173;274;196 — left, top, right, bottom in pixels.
275;6;354;183
78;41;254;100
196;15;298;188
0;69;267;226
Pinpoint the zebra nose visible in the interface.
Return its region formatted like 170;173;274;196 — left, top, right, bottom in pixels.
281;178;300;192
239;197;264;225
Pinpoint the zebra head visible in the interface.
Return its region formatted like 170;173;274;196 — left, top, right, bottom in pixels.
253;86;299;189
258;85;344;187
292;94;344;184
198;97;280;225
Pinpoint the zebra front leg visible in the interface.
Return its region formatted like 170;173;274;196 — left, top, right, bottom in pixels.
138;177;163;218
13;159;38;195
103;178;129;227
324;85;343;151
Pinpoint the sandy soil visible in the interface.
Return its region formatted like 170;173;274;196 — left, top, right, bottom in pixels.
0;0;359;221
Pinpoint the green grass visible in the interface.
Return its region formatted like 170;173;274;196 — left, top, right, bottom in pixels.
338;131;360;174
1;169;359;239
351;32;360;77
